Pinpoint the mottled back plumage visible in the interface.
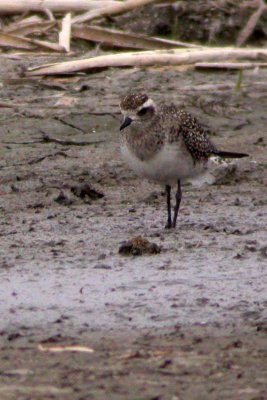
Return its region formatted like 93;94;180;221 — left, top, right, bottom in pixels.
162;105;216;162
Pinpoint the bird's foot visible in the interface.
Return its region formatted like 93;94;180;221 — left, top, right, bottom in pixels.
165;219;172;229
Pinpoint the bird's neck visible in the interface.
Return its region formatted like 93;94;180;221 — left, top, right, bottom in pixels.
124;117;164;161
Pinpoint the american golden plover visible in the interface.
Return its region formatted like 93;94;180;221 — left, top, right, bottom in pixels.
119;92;248;229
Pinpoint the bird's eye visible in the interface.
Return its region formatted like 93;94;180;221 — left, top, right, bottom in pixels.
137;107;148;116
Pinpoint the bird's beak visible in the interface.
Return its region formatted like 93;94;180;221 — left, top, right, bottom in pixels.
120;116;132;131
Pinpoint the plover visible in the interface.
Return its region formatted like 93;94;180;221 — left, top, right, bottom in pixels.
119;92;248;229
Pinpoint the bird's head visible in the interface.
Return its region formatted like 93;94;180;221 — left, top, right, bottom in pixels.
119;92;156;131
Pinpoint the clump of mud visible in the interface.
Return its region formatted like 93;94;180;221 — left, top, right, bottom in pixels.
54;191;73;206
119;236;161;256
71;183;104;201
54;183;104;207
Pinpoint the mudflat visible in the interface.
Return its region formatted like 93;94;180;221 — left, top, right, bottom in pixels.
0;54;266;400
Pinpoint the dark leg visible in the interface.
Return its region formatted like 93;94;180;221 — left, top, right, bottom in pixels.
165;184;172;229
172;180;182;228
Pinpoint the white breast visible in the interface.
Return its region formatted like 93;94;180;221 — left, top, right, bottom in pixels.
121;142;207;186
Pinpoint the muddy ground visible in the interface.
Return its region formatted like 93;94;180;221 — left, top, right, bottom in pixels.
0;52;267;400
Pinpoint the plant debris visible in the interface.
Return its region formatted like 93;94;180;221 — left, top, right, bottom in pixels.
38;344;94;353
26;48;267;76
41;131;105;146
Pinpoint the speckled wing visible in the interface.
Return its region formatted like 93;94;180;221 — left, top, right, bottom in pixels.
170;109;216;162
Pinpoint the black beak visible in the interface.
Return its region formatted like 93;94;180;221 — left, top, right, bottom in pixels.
120;116;132;131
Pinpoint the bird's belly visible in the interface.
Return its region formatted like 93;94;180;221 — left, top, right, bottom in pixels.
121;143;207;185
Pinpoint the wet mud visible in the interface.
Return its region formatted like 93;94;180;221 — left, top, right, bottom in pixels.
0;54;267;399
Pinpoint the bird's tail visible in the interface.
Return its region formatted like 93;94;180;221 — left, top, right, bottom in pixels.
212;150;249;159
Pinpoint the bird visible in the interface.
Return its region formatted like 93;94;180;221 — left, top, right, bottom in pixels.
119;92;248;229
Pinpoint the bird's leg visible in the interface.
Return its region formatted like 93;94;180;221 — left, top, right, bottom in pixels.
165;184;172;229
172;180;182;228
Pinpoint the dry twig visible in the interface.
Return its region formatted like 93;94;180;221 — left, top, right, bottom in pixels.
72;25;202;50
40;131;105;146
59;13;71;52
26;48;267;76
3;21;56;36
28;151;68;165
0;32;35;50
0;32;65;52
38;344;94;353
0;1;120;14
195;61;267;70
